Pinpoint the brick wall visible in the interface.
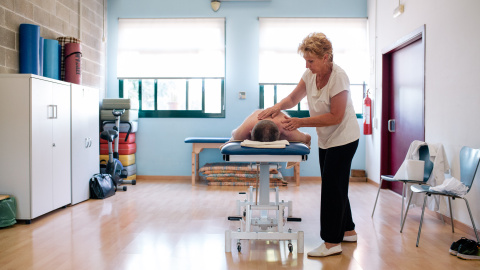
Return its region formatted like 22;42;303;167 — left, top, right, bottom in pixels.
0;0;106;92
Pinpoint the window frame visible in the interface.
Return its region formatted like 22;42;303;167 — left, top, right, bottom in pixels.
259;82;366;119
120;78;225;118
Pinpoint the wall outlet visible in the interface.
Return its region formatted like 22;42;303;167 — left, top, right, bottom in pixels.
239;91;246;99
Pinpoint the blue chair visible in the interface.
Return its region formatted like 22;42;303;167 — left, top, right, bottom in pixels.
402;146;480;247
372;145;434;229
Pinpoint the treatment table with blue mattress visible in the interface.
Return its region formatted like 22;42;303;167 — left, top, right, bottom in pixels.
185;137;304;186
221;141;310;253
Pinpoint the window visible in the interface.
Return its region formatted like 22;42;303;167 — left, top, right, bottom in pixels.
120;78;224;118
117;18;225;118
258;18;368;118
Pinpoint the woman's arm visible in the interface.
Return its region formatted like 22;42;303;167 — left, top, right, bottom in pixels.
280;129;311;146
281;90;348;130
258;79;307;119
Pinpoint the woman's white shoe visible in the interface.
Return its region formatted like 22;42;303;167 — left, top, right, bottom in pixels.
307;243;342;257
342;234;357;242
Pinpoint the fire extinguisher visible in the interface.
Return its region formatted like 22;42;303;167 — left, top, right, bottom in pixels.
363;90;372;135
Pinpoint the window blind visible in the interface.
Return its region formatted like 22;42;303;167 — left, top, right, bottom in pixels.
259;18;368;84
117;18;225;78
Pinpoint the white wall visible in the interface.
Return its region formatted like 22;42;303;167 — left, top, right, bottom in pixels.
367;0;480;230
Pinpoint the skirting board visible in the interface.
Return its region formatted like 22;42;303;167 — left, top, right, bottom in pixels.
137;175;191;181
137;175;322;182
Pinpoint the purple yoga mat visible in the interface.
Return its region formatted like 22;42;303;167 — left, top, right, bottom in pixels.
64;43;82;84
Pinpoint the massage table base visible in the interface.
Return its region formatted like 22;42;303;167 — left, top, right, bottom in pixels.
226;230;304;253
232;186;294;218
220;141;309;253
225;181;303;253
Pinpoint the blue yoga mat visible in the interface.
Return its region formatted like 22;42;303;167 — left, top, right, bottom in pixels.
19;24;40;75
39;37;44;76
43;39;60;80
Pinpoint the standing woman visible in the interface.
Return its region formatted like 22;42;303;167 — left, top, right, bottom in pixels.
258;32;360;257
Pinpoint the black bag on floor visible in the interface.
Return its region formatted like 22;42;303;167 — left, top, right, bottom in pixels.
90;173;115;199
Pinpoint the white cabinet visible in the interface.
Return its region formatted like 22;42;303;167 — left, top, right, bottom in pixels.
71;84;99;205
0;74;71;221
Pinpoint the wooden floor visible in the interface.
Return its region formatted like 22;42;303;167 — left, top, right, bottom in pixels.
0;178;479;269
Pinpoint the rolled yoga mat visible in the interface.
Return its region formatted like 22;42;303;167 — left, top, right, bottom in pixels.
57;37;81;81
58;44;61;79
19;24;40;75
64;43;82;84
43;39;60;80
39;37;44;76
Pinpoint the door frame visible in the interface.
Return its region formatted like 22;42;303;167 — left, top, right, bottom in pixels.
380;25;426;188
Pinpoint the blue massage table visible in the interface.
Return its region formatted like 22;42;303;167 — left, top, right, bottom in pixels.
221;141;310;253
185;137;304;186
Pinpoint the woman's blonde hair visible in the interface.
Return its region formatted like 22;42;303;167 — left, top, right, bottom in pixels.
297;32;333;61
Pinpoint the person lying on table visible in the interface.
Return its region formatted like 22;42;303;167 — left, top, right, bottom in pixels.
231;109;311;146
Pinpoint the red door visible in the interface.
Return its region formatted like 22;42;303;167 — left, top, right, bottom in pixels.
381;26;425;195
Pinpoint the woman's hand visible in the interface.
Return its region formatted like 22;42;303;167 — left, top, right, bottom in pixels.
258;105;281;119
281;116;302;131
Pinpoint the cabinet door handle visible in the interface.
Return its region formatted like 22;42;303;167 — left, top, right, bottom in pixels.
52;143;56;147
48;105;54;119
53;105;57;119
85;138;92;148
388;119;396;132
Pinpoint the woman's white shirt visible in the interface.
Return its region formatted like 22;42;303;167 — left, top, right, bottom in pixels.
302;63;360;149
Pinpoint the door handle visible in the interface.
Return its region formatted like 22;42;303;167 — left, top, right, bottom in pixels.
47;105;55;119
388;119;396;132
85;138;93;148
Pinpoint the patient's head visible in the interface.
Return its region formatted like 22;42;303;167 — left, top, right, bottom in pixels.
251;120;280;142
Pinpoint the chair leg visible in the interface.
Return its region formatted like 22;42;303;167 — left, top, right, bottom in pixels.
437;195;445;224
401;182;406;228
463;198;480;243
448;197;454;233
416;194;429;247
401;190;414;233
372;179;383;217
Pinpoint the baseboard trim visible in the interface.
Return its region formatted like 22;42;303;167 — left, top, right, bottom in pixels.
295;176;322;181
138;175;323;182
429;211;480;239
137;175;191;181
367;178;379;186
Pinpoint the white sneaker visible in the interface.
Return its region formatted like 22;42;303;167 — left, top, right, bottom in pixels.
343;234;357;242
307;243;342;257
